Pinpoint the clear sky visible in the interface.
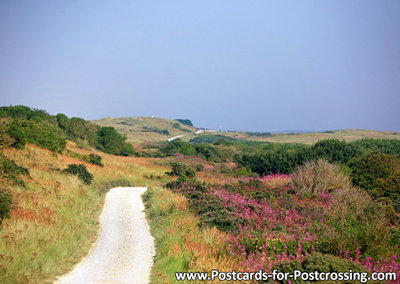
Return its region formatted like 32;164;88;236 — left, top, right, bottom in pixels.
1;1;399;132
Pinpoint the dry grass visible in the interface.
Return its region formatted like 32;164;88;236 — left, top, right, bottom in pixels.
291;159;351;195
0;142;170;283
93;116;195;144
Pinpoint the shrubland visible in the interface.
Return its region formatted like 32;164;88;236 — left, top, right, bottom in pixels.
1;105;400;283
0;105;136;157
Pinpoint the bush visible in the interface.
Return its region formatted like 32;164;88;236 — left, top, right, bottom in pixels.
0;189;12;224
63;164;93;185
0;155;29;186
350;152;400;208
87;154;103;167
311;139;362;164
165;162;195;178
291;159;351;195
238;145;312;175
273;253;366;284
318;187;390;257
176;119;193;127
7;119;66;153
351;138;400;158
97;127;136;156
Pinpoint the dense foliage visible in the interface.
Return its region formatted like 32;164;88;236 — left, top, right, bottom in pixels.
0;154;29;186
0;189;12;224
87;154;103;167
63;164;93;185
0;106;136;156
97;127;136;156
166;173;399;276
165;162;195;178
237;138;400;176
351;152;400;210
237;143;311;175
176;119;193;127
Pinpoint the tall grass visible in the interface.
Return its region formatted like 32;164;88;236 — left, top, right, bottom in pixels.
143;186;241;283
0;142;169;283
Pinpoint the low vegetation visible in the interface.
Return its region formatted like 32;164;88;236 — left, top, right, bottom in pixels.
1;104;400;283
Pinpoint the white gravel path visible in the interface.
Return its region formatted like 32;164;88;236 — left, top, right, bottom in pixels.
55;187;155;284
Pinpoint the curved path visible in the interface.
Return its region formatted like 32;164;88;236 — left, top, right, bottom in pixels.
56;187;155;284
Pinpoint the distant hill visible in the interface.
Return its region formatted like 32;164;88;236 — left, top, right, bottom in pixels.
93;116;400;145
92;117;196;144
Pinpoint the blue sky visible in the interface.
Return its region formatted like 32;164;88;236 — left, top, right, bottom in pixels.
0;1;399;132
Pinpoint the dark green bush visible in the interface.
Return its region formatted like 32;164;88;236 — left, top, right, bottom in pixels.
176;119;193;127
87;154;103;167
7;119;66;153
351;138;400;158
165;162;195;178
166;179;239;232
97;127;136;156
311;139;362;164
0;189;13;224
350;152;400;207
238;145;312;175
63;164;93;185
0;155;29;186
57;115;99;146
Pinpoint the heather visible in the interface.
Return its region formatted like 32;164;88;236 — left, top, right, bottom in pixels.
166;172;400;277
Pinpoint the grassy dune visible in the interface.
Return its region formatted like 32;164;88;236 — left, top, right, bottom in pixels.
93;117;195;144
0;142;169;283
93;116;399;145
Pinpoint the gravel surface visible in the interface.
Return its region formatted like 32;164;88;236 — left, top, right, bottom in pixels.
56;187;155;284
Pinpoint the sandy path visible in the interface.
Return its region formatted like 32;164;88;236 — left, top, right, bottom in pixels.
56;187;155;284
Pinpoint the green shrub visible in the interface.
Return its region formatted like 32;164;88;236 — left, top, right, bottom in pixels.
165;162;195;178
318;187;390;257
166;179;239;232
63;164;93;185
97;127;136;156
0;120;14;150
176;119;193;127
311;139;362;164
238;145;312;175
0;189;13;224
195;164;204;172
350;152;400;208
0;155;29;186
291;159;351;195
87;154;103;167
273;253;366;284
8;119;66;152
351;138;400;158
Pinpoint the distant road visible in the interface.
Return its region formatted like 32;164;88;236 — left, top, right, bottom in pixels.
167;134;188;142
56;187;155;284
167;129;204;142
